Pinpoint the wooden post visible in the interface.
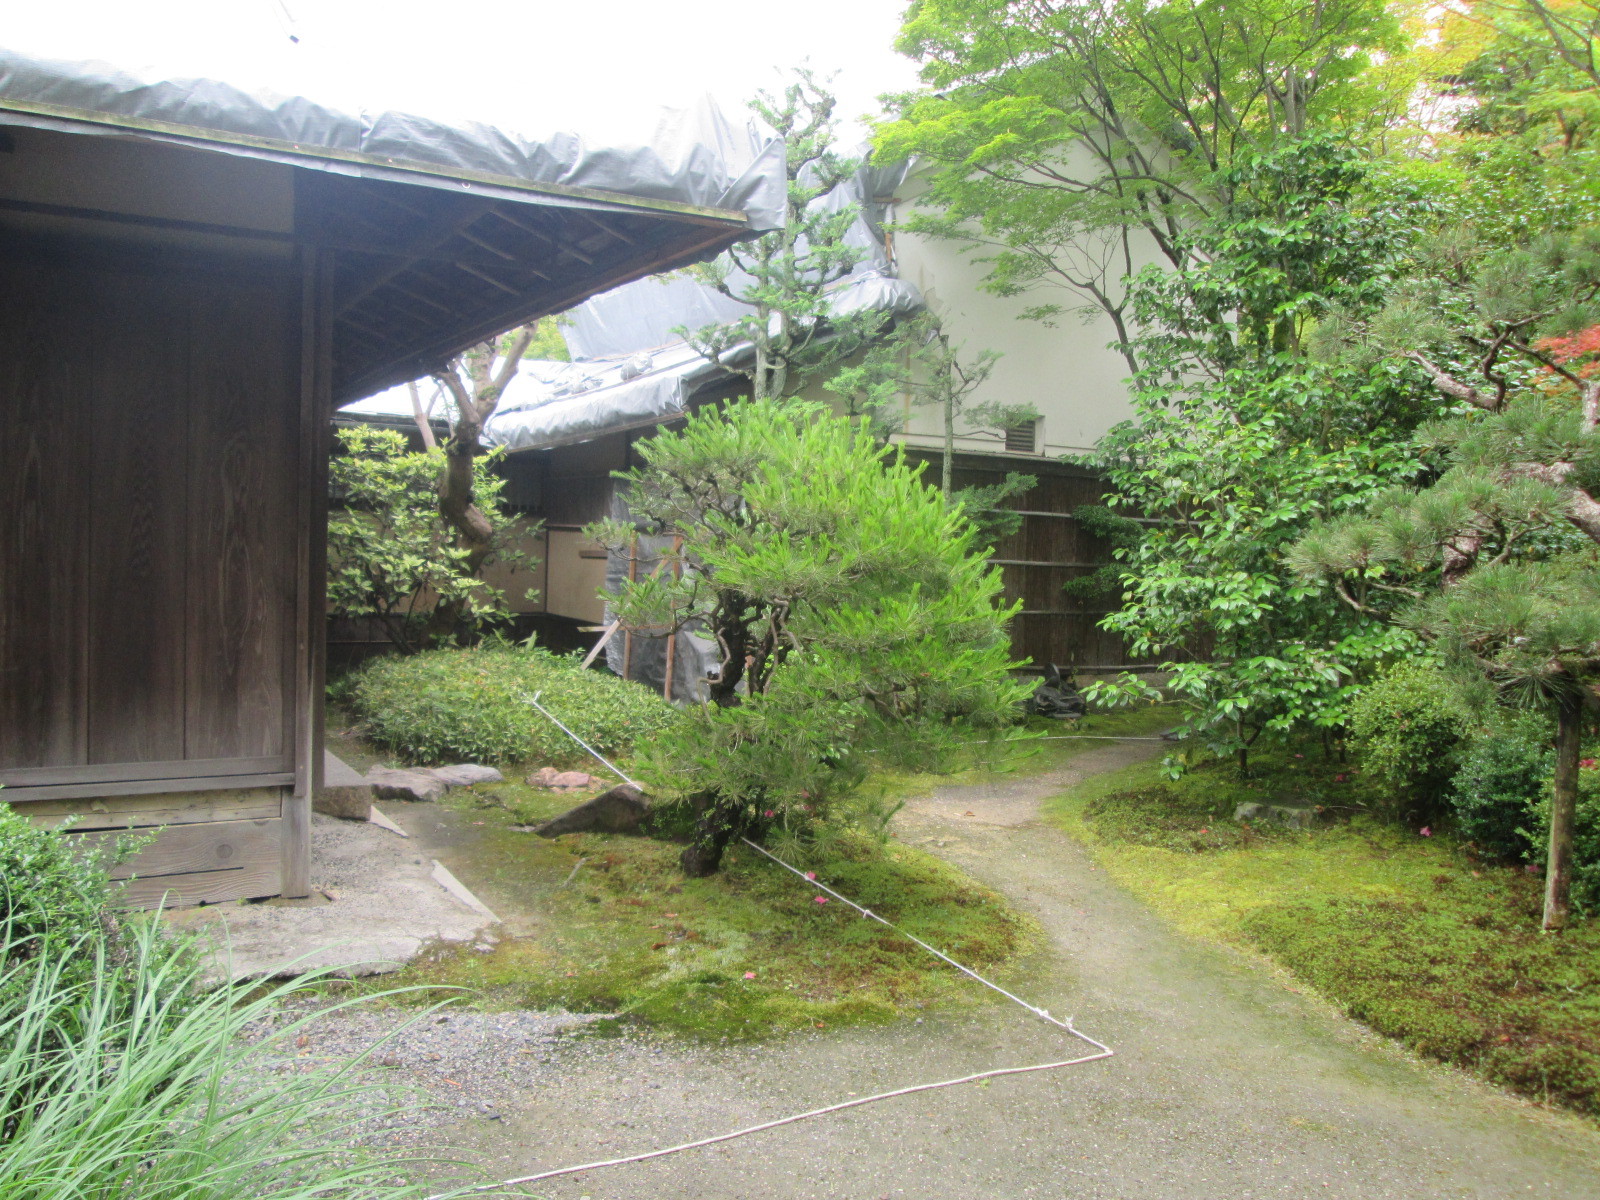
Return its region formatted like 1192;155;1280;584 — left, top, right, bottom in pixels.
662;534;683;702
621;534;638;681
283;245;331;900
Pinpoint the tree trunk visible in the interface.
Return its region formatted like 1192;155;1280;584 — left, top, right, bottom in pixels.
942;383;955;502
1544;692;1582;931
680;790;745;877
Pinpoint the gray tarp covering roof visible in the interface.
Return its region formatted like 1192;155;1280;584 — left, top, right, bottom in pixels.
454;155;923;451
0;48;785;228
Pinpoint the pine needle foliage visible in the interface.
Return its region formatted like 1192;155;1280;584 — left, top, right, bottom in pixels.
589;399;1032;874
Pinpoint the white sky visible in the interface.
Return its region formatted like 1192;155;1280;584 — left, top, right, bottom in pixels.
6;0;924;143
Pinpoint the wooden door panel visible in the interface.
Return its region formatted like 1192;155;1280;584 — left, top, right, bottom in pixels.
87;270;190;763
184;278;297;761
0;261;89;768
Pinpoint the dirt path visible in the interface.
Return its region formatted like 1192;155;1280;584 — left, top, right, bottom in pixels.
405;744;1598;1198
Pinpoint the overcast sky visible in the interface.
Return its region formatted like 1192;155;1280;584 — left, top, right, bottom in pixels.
7;0;925;143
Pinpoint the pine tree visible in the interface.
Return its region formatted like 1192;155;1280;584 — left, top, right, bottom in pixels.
679;70;885;401
1293;228;1600;929
587;399;1029;875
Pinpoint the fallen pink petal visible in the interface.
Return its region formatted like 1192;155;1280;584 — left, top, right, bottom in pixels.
804;871;816;880
814;896;828;904
743;971;756;979
1420;826;1432;837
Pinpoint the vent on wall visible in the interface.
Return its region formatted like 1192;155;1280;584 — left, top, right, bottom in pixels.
1003;419;1039;454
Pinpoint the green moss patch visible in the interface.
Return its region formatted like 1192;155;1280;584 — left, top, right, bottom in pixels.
1245;888;1600;1113
1045;740;1600;1117
381;781;1036;1041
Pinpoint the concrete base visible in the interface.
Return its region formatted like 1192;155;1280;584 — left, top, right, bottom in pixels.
165;810;498;982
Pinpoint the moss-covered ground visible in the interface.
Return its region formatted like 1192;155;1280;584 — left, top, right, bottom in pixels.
336;701;1179;1043
1044;739;1600;1116
378;776;1035;1040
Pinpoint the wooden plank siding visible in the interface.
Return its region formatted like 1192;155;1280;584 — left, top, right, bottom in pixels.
0;257;89;767
902;453;1138;675
1;239;315;905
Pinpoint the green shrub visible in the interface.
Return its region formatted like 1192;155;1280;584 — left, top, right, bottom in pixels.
0;806;189;1038
1449;716;1551;860
350;642;678;766
1348;660;1472;817
0;802;114;955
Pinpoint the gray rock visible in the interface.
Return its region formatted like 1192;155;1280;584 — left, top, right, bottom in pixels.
365;767;447;804
313;784;373;821
536;785;650;837
1233;801;1320;831
428;764;504;788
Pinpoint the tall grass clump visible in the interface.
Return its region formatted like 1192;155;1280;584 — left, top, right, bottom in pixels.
349;642;678;765
0;810;467;1198
0;914;461;1197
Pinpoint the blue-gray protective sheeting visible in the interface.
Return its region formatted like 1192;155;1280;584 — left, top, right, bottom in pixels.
0;48;785;229
474;270;922;452
563;153;912;361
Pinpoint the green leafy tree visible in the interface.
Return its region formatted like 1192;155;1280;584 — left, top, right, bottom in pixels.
1082;141;1443;770
680;70;885;400
589;399;1031;875
875;0;1405;373
327;426;535;653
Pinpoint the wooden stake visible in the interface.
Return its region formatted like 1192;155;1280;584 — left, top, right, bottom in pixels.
662;534;683;702
621;535;638;681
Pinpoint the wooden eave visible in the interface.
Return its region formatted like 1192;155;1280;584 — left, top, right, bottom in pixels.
0;99;757;403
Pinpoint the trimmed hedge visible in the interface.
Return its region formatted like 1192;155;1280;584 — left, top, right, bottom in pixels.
348;644;678;766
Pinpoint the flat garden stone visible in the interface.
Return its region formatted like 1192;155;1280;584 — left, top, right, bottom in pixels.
365;767;448;804
535;784;649;836
428;764;504;788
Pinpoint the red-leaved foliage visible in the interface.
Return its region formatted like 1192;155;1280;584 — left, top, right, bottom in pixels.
1535;324;1600;378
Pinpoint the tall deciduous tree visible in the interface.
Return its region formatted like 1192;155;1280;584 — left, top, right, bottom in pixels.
874;0;1404;373
429;324;537;640
1082;141;1442;769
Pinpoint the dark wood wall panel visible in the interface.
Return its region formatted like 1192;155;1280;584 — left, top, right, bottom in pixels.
185;279;297;760
2;245;302;785
908;452;1134;673
87;272;190;763
0;262;89;768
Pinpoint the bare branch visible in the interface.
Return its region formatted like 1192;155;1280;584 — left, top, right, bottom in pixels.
1405;351;1498;410
407;380;438;452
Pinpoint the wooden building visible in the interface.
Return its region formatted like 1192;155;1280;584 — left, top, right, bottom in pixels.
0;53;770;904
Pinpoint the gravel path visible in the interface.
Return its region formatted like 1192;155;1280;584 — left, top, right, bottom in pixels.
292;742;1600;1198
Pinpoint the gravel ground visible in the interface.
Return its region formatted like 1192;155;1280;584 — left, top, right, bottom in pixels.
242;742;1600;1198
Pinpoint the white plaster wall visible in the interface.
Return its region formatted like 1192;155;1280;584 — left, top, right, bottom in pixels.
883;166;1163;459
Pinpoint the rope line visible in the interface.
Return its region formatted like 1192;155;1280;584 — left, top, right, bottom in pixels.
443;697;1118;1199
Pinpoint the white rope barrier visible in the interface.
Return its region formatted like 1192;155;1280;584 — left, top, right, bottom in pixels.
431;698;1117;1198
